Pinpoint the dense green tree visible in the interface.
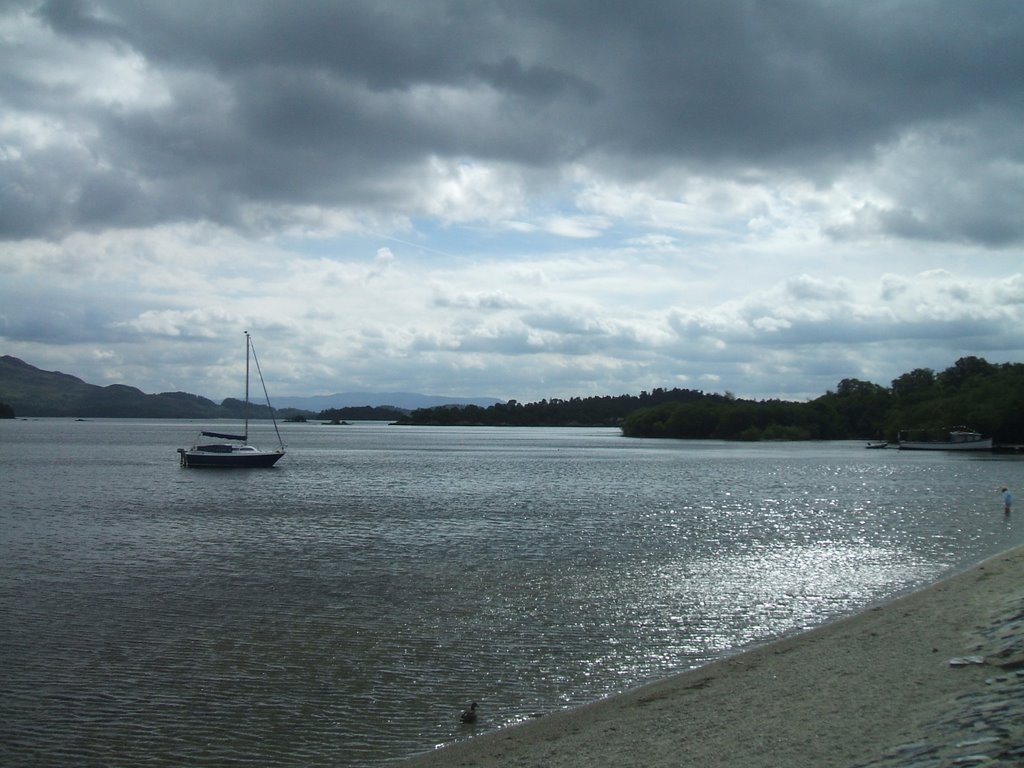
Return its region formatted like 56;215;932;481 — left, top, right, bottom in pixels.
814;378;891;438
620;358;1023;443
891;368;937;402
937;356;994;390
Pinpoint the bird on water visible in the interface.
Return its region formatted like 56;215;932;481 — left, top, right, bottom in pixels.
460;702;478;724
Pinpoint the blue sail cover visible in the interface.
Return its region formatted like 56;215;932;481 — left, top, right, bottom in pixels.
201;431;247;441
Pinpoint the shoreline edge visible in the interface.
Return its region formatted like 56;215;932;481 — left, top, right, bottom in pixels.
401;544;1024;767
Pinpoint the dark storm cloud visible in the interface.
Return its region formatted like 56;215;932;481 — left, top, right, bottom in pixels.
3;0;1022;242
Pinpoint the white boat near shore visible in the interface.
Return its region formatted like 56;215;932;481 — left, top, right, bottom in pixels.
897;426;992;451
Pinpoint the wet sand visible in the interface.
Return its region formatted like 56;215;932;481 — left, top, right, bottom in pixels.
401;545;1024;767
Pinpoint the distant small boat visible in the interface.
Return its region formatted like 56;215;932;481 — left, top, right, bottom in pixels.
865;441;889;449
897;426;992;452
178;332;286;468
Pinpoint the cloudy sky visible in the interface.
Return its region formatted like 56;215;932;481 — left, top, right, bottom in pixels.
2;0;1022;404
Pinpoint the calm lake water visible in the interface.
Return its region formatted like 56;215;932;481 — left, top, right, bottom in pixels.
2;419;1022;766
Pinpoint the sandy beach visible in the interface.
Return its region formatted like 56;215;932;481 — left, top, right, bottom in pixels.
402;545;1024;768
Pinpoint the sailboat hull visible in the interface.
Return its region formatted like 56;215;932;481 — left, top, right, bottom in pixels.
178;446;285;468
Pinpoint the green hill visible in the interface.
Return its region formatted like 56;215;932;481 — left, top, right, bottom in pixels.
0;355;232;418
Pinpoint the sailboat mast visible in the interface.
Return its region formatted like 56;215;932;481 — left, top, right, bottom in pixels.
244;330;250;442
248;336;285;452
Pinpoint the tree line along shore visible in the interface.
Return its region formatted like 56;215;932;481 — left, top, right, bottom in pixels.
397;356;1024;444
3;355;1022;445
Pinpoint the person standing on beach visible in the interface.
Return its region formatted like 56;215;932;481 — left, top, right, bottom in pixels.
1002;487;1012;515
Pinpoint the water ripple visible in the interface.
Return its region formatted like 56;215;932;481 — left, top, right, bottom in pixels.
2;421;1021;766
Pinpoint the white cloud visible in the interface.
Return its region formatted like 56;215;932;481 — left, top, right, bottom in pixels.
542;214;609;238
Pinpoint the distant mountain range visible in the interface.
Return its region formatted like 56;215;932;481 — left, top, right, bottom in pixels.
0;355;502;418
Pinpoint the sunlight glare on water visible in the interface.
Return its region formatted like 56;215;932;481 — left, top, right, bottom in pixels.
1;420;1021;766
